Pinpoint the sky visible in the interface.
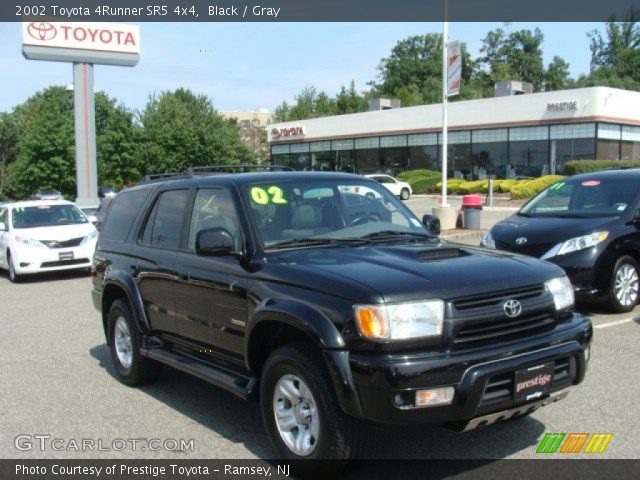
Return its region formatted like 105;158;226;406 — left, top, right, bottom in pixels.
0;22;604;114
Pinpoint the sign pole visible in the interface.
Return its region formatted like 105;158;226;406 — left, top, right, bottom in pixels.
72;62;98;208
441;18;449;208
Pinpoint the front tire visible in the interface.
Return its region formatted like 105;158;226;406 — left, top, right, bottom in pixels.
400;188;410;200
260;344;367;465
608;255;639;313
107;298;162;385
8;252;21;283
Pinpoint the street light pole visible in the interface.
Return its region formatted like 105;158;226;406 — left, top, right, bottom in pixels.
441;17;449;208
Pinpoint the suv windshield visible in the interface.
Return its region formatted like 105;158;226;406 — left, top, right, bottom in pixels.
245;179;428;248
520;178;639;218
12;204;88;228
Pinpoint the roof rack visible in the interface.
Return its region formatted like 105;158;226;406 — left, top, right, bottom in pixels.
141;164;294;184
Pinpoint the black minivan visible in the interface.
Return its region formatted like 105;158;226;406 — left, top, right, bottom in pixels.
482;169;640;312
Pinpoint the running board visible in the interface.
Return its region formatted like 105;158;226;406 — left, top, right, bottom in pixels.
141;347;257;400
453;390;569;432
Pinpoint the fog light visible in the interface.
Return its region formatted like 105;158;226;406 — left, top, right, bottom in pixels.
415;387;455;407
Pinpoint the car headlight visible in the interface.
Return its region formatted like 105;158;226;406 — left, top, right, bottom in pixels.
14;235;45;248
556;231;609;256
81;230;99;245
481;229;495;249
354;300;444;341
545;276;574;311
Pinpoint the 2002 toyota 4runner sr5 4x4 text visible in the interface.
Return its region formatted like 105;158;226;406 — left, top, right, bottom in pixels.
91;170;592;463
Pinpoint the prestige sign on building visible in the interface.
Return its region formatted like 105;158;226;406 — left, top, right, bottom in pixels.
21;22;140;208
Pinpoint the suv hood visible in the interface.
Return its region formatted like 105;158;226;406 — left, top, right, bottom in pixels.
267;242;564;303
492;214;615;246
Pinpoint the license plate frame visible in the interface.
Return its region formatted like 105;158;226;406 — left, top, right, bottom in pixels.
514;362;554;402
58;251;74;261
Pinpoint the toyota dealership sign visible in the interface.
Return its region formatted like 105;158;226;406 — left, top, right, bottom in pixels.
22;21;140;66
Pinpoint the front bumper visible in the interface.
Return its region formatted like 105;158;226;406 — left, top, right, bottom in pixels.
347;314;591;426
12;241;96;274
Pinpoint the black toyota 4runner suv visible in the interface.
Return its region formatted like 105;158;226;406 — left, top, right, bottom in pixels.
92;170;592;461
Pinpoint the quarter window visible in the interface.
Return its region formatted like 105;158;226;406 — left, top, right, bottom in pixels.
100;188;152;243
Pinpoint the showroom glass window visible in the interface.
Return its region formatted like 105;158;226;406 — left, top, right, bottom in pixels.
408;133;439;171
551;123;596;173
472;129;508;178
509;126;549;177
354;137;380;174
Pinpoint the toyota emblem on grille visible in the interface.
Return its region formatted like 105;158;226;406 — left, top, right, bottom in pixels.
515;237;528;245
503;299;522;318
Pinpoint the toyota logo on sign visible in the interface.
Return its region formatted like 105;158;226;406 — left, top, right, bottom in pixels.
27;22;57;41
503;299;522;318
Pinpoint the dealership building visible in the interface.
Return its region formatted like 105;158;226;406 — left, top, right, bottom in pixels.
267;86;640;179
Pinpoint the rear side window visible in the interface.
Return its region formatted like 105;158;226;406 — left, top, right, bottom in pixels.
100;188;152;243
141;189;190;250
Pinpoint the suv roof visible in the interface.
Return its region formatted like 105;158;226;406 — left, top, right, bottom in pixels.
570;168;640;181
130;171;364;191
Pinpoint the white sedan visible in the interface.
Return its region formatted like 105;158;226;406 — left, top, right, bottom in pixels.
0;200;98;282
364;174;412;200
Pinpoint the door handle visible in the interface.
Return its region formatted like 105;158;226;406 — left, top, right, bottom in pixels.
177;270;190;282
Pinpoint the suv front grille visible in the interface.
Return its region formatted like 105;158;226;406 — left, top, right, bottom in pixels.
453;284;544;311
453;311;556;346
41;237;84;248
479;356;575;409
495;240;555;258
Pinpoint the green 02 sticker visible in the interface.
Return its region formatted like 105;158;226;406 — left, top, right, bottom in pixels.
250;186;287;205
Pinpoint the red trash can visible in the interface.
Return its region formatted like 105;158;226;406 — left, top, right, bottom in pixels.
461;194;483;229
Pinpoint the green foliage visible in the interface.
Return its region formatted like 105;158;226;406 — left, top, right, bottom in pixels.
397;169;441;193
138;88;255;176
0;112;19;199
564;160;640;175
432;175;564;199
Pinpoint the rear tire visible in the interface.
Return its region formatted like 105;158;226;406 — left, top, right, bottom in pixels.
107;298;162;386
400;188;410;200
260;343;368;469
608;255;639;313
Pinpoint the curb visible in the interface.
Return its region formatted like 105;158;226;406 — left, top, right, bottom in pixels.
441;229;485;241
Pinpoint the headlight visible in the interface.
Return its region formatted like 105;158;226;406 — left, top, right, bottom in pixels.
481;230;495;249
354;300;444;341
556;231;609;256
545;276;574;311
14;235;45;248
81;230;99;245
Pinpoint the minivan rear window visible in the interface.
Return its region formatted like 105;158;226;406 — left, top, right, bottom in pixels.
100;188;152;243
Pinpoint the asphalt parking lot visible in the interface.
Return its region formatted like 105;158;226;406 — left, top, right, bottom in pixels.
0;242;639;461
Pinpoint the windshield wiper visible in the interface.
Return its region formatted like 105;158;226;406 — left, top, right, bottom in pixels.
268;237;367;249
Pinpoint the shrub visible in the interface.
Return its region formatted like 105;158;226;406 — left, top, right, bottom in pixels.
564;160;640;175
508;175;565;199
397;169;441;194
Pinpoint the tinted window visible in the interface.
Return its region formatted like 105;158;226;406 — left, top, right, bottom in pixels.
0;208;7;229
142;190;190;250
187;189;241;250
101;188;152;243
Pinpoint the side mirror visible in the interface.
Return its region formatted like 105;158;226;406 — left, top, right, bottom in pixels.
196;228;235;257
422;214;441;236
0;221;6;231
87;215;98;224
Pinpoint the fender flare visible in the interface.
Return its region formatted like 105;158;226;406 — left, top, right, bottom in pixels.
102;269;151;335
245;299;363;418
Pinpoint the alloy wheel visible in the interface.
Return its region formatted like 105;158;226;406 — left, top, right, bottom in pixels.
614;263;639;307
114;316;133;369
272;373;319;456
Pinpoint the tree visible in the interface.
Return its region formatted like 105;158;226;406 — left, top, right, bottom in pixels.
479;28;546;91
0;112;19;199
273;86;338;122
5;87;76;199
335;80;367;114
370;33;476;105
545;56;571;91
138;88;255;175
4;87;143;199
